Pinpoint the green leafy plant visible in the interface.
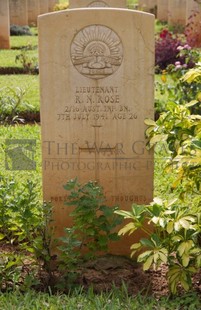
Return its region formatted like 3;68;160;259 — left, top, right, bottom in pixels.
0;176;53;276
0;253;22;291
116;198;201;294
15;46;38;74
155;59;201;114
116;64;201;294
0;87;33;124
60;179;122;260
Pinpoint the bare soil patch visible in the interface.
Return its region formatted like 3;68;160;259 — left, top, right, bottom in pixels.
1;244;201;297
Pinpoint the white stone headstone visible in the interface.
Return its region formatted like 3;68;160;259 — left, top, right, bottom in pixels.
39;8;154;256
9;0;28;26
168;0;187;26
28;0;40;26
157;0;168;21
0;0;10;49
39;0;49;14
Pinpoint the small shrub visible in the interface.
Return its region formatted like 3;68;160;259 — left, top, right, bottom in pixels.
0;87;34;124
155;29;183;71
116;198;201;294
155;29;198;72
15;46;38;74
10;25;32;36
59;179;122;261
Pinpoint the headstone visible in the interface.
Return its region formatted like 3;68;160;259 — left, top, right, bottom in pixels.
39;0;49;14
0;0;10;49
48;0;58;11
69;0;127;8
138;0;157;13
186;0;201;47
9;0;28;26
27;0;40;26
39;8;154;256
168;0;187;26
157;0;168;21
186;0;201;20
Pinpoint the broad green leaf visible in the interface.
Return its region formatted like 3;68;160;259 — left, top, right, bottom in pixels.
159;218;165;228
138;250;153;262
174;221;181;231
0;233;5;240
140;238;154;248
179;219;190;229
152;197;163;206
5;261;17;270
188;266;197;273
178;242;186;256
172;235;182;242
168;266;180;277
167;221;174;234
167;198;178;207
180;278;190;291
192;140;201;150
130;243;141;250
170;280;177;294
115;210;133;219
151;234;161;247
143;255;154;271
144;119;157;126
149;134;168;145
145;126;155;136
189;115;201;120
118;222;136;236
159;250;168;264
153;252;159;263
152;216;159;224
182;254;190;267
185;100;198;107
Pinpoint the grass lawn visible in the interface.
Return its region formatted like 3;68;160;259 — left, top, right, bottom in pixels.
0;288;200;309
0;124;42;197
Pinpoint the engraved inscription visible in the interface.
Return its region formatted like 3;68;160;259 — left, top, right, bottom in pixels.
88;1;109;7
71;25;123;79
57;85;138;121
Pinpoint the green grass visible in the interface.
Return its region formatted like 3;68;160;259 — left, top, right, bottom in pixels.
10;35;38;49
0;288;201;310
0;124;42;196
0;289;200;309
0;49;38;68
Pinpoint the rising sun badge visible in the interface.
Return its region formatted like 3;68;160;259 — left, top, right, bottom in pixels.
70;25;123;79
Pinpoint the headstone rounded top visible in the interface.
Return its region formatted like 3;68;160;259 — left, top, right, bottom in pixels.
88;1;109;7
70;24;123;79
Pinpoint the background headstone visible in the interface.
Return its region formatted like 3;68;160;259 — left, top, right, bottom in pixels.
168;0;187;26
157;0;168;21
138;0;157;13
0;0;10;49
69;0;127;8
186;0;201;47
28;0;40;26
39;8;154;256
186;0;201;20
9;0;28;26
39;0;49;15
48;0;58;11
